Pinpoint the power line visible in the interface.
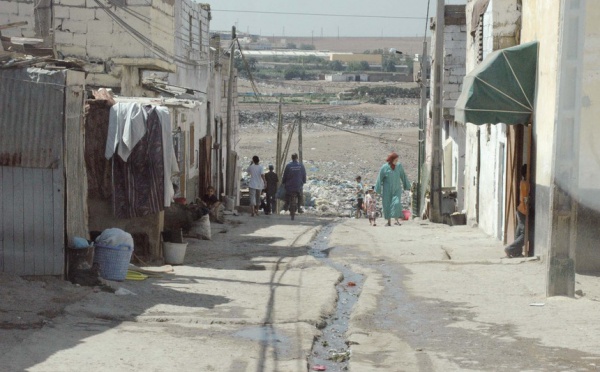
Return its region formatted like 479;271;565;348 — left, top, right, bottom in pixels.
212;9;426;20
92;0;210;67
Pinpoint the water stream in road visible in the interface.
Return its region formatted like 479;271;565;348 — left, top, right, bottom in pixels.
307;222;364;371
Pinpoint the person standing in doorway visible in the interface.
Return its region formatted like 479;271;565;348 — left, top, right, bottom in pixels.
247;155;266;217
375;152;410;226
505;164;530;258
264;164;278;215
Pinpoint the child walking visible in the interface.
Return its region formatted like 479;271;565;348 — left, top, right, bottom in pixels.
365;187;377;226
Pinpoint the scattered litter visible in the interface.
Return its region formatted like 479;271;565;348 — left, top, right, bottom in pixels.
347;281;356;287
115;288;137;296
312;365;326;371
529;302;545;307
126;270;148;281
72;237;90;248
129;264;174;275
328;349;351;363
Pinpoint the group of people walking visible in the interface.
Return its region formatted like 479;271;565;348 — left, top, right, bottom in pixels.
246;150;529;258
355;152;411;227
246;151;411;226
246;153;306;217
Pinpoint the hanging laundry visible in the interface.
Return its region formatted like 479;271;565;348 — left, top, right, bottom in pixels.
111;105;165;218
155;106;179;207
105;102;147;162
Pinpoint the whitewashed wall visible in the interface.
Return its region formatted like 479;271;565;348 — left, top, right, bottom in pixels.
463;0;520;238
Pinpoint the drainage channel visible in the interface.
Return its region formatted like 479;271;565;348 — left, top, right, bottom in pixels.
307;222;364;371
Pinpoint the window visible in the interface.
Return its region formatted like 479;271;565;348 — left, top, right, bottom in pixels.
189;125;195;166
476;15;484;63
199;19;203;51
189;15;193;49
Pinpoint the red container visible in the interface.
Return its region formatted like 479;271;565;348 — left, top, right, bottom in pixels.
174;197;187;205
402;210;411;220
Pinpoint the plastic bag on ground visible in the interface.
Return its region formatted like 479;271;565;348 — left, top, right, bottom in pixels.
191;215;211;240
95;228;134;249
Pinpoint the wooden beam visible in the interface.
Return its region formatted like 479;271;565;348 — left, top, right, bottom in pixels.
0;21;28;30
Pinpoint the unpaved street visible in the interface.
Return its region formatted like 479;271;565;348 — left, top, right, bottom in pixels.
2;214;600;371
326;219;600;371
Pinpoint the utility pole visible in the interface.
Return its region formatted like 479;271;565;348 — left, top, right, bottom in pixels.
276;98;283;176
298;111;303;164
225;26;236;197
275;99;283;214
429;0;444;223
415;41;428;218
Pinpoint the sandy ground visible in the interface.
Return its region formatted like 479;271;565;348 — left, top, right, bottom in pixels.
238;77;422;192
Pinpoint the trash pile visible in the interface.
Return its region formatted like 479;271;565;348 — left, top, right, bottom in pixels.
302;175;411;218
239;110;416;132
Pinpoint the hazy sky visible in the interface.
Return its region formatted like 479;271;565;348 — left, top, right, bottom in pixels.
210;1;467;37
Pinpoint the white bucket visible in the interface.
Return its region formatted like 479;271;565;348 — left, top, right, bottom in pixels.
225;196;236;211
163;242;188;264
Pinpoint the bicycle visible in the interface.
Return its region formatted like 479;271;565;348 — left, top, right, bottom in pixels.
350;198;369;219
288;191;299;220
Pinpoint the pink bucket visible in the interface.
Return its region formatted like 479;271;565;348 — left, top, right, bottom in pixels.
402;210;411;220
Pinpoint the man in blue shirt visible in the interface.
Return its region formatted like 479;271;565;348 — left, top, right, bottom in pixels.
282;153;306;212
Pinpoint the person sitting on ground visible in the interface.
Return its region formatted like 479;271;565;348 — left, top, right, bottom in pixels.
202;186;220;209
201;186;224;223
504;164;530;258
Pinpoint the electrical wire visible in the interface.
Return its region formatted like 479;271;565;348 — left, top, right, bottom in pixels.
212;9;426;20
92;0;210;67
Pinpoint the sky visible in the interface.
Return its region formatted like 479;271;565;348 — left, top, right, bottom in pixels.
209;0;467;38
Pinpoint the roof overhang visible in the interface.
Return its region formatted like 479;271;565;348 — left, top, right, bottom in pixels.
112;58;176;73
455;41;538;125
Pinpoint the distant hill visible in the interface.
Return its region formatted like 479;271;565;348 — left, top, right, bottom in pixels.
274;37;428;56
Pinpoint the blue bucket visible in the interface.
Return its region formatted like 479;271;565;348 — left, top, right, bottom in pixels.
93;244;133;281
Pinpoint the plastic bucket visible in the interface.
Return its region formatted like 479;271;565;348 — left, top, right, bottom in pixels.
164;242;188;264
93;244;133;281
402;209;411;220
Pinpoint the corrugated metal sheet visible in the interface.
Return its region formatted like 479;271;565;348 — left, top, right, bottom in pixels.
0;68;69;276
0;68;67;168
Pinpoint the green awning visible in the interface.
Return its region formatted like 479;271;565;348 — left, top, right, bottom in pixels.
455;41;538;125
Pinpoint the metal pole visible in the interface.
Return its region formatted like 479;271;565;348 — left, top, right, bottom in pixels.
416;41;428;218
430;0;444;223
225;26;236;197
276;98;283;177
275;98;283;214
298;111;303;164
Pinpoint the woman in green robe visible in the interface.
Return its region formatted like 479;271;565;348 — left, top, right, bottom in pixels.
375;152;410;226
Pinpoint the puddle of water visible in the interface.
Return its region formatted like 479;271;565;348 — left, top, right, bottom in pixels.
235;325;288;344
307;223;364;371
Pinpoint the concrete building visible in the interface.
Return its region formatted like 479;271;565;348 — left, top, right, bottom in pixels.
330;53;383;65
430;5;468;213
0;0;211;97
519;0;600;287
457;0;600;294
0;1;241;262
462;0;522;241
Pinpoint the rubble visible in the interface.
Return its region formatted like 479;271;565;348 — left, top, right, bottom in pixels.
240;110;417;132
